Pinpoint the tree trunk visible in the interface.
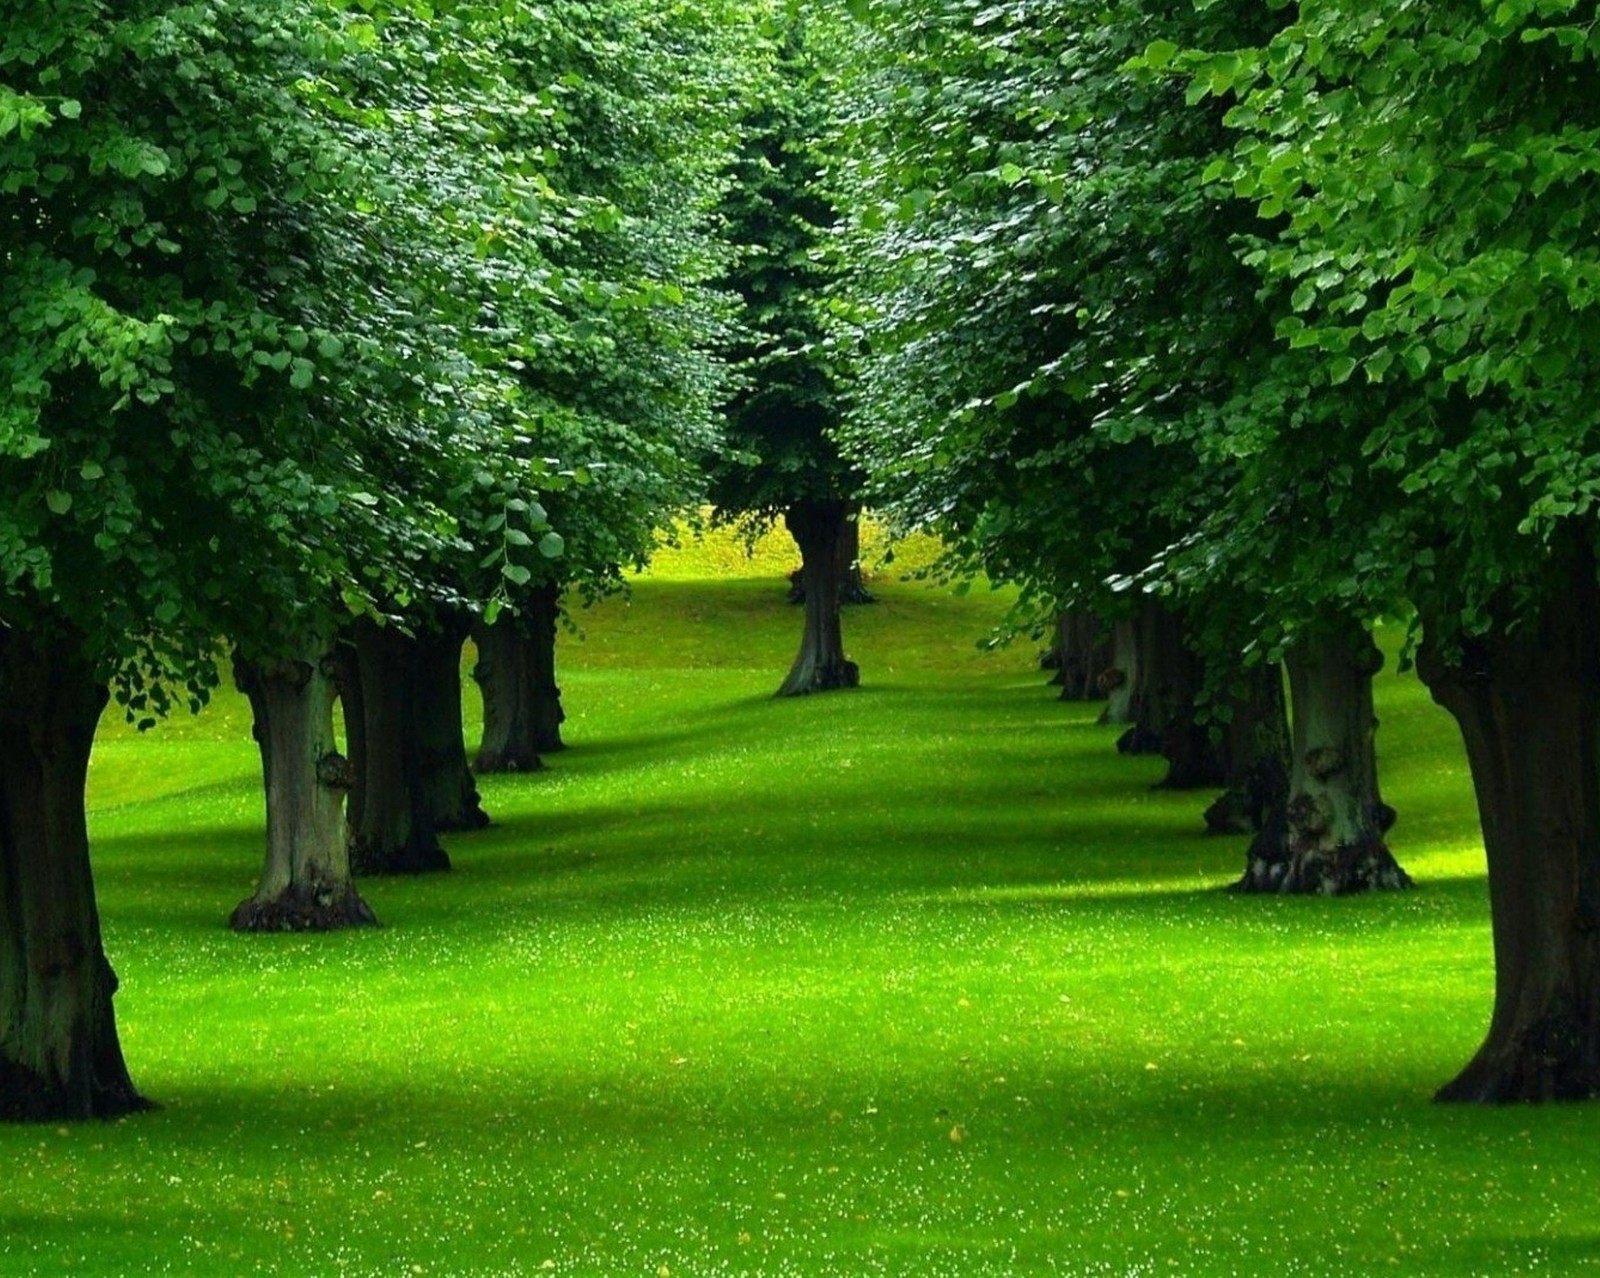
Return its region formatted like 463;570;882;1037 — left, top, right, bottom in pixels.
1235;620;1409;895
1057;609;1110;702
788;507;874;605
0;627;147;1121
778;499;860;697
1114;600;1224;788
525;584;566;753
412;614;490;831
1097;618;1140;725
231;645;376;932
473;618;542;774
472;584;566;772
1203;662;1292;838
348;620;450;875
1419;557;1600;1102
332;637;366;834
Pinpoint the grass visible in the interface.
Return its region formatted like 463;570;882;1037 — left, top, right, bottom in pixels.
7;524;1597;1276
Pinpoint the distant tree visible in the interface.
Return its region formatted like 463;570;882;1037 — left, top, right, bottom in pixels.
711;16;862;697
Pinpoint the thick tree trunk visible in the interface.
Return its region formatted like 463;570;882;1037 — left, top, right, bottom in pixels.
1057;609;1110;703
1419;559;1600;1102
1235;620;1409;894
472;618;543;774
1114;600;1225;788
1097;618;1140;726
231;646;376;932
788;507;874;606
412;614;490;831
778;499;860;697
0;627;147;1120
348;620;450;875
1203;662;1292;839
472;584;566;772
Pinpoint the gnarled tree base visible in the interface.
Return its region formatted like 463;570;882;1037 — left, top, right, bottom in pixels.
779;658;861;698
1233;835;1412;895
230;884;379;933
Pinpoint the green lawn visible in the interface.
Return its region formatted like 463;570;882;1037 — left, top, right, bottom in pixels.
7;532;1596;1276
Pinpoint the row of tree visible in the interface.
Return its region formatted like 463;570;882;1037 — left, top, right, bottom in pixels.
6;0;1597;1118
826;0;1600;1102
0;0;867;1120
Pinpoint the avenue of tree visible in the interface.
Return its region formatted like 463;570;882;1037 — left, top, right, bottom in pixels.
2;0;1597;1116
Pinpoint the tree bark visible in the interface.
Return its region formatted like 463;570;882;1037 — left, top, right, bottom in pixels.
472;618;542;774
1097;617;1140;726
412;613;490;831
1114;600;1225;788
472;584;566;772
1057;609;1110;703
0;626;147;1120
331;637;366;833
788;506;874;605
231;645;376;932
1419;555;1600;1102
1203;662;1292;839
348;620;450;875
778;499;860;697
1235;620;1409;894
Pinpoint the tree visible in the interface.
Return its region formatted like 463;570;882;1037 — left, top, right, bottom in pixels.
712;15;862;697
468;0;742;769
0;0;558;1111
1182;0;1600;1098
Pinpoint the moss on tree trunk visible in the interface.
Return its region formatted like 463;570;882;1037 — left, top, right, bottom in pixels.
1203;662;1291;838
0;627;147;1121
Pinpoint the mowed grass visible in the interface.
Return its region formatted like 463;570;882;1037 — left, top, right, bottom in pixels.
6;525;1599;1276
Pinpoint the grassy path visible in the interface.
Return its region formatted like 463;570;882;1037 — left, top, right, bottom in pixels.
5;543;1596;1275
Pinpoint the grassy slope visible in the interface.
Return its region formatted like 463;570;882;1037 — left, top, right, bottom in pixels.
5;526;1595;1276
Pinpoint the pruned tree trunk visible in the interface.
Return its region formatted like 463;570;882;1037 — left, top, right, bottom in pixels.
472;583;566;772
0;627;147;1121
231;644;376;932
348;620;450;875
1419;553;1600;1102
1235;620;1408;895
412;613;490;831
1057;609;1110;702
1098;618;1140;725
1203;662;1291;838
779;498;860;697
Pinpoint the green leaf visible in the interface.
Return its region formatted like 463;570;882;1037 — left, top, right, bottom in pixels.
538;531;565;559
45;490;72;515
